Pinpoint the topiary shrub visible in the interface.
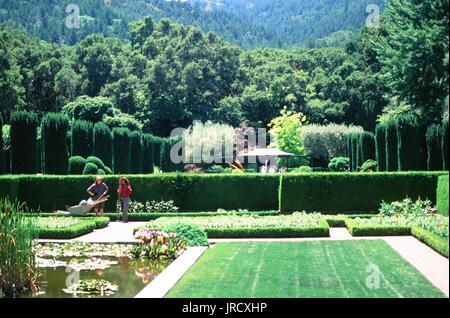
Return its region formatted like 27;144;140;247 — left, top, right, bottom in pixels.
10;111;38;174
426;124;443;171
396;115;420;171
385;120;398;171
86;156;105;170
129;131;143;174
142;134;155;174
360;160;378;172
93;123;113;168
98;169;106;176
164;223;209;247
328;157;350;172
71;120;93;158
68;156;86;175
41;113;70;175
104;166;113;175
375;124;386;171
359;132;376;163
83;163;99;175
113;128;131;174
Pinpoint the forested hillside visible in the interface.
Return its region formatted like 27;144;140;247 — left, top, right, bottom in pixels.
0;0;385;48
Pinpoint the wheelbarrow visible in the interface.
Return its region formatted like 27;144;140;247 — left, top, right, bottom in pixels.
65;195;110;216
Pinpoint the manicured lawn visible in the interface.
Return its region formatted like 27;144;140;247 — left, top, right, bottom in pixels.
166;240;445;298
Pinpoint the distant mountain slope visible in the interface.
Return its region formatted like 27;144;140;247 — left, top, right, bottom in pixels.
0;0;386;48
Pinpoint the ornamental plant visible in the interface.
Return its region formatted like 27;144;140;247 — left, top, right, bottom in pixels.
133;229;185;260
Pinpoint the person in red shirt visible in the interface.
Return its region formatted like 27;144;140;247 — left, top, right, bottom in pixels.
117;177;132;223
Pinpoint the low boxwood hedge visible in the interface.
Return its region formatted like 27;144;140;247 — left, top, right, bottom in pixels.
37;220;97;239
280;172;445;213
325;214;377;227
345;219;411;236
411;226;449;257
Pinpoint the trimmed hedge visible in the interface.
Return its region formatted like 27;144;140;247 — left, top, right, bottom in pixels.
360;132;376;163
71;120;93;158
385;121;398;171
279;172;445;213
10;111;38;174
411;226;449;257
436;175;449;216
205;221;330;238
426;124;443;171
36;220;97;239
396;115;420;171
113;128;131;174
93;123;113;168
41;113;70;175
142;134;155;174
345;219;411;236
375;124;386;171
442;119;449;170
350;133;359;171
69;156;87;175
0;174;281;212
129;131;143;174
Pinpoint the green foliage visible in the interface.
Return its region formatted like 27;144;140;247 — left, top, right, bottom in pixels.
359;132;376;163
385;121;399;171
113;128;131;174
328;157;350;172
346;219;411;237
163;223;209;247
71;120;93;158
379;198;435;217
375;124;386;171
289;166;313;173
62;96;115;122
396;115;420;171
129;131;143;174
411;226;449;257
68;156;87;175
36;219;97;239
301;124;363;167
0;198;37;298
93;123;113;168
441;119;449;170
280;172;445;213
360;160;378;172
436;175;449;216
86;156;105;171
426;124;443;170
349;133;361;171
83;163;99;175
142;134;155;174
10;111;38;174
41;113;69;174
0;114;3;174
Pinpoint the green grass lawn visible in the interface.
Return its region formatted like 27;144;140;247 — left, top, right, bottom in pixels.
166;240;445;298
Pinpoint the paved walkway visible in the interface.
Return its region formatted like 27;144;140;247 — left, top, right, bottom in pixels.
37;222;449;297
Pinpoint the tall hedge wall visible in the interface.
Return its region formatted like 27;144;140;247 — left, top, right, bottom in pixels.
436;175;449;216
385;121;398;171
153;137;163;168
360;132;376;163
350;133;359;171
442;120;449;170
142;134;155;174
280;172;444;213
10;111;38;174
375;125;386;171
113;128;131;174
426;124;443;171
0;174;280;212
396;115;420;171
41;113;70;174
93;123;113;168
129;131;143;174
71;120;93;158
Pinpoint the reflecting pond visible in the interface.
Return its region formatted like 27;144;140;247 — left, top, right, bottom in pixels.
26;256;170;298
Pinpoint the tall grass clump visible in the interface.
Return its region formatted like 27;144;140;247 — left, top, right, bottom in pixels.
0;199;37;298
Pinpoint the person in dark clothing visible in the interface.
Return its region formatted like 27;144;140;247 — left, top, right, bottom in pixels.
87;175;109;217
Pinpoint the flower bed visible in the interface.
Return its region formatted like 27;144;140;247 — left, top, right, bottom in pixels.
138;212;330;238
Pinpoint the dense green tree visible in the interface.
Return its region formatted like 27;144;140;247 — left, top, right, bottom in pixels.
10;111;38;174
426;123;443;171
442;119;449;170
360;132;376;164
62;96;115;122
41;113;70;174
396;115;420;171
375;124;386;171
71;120;93;158
113;128;131;174
0;114;3;174
93;123;113;167
142;134;155;174
385;121;398;171
129;131;143;174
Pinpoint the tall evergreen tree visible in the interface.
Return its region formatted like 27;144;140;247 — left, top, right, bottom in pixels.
426;123;443;171
10;111;38;174
93;123;113;167
396;115;420;171
41;113;70;174
129;131;143;174
113;128;131;174
71;120;94;158
385;120;398;171
375;124;386;171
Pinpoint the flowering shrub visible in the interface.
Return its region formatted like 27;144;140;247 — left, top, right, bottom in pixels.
133;229;185;260
117;200;179;213
379;198;436;217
